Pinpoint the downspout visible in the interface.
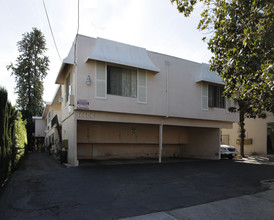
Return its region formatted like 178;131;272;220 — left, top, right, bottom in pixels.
73;34;79;166
74;34;78;108
73;0;79;165
165;61;170;118
159;61;169;163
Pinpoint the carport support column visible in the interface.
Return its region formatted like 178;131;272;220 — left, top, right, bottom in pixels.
159;124;163;163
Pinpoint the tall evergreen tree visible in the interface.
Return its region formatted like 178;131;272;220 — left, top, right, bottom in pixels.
7;28;49;150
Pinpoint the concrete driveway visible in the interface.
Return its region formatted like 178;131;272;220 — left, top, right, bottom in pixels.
1;152;274;220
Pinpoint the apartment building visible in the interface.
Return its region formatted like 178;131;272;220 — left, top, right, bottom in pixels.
39;35;238;166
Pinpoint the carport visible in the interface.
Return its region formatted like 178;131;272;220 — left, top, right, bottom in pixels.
76;120;220;162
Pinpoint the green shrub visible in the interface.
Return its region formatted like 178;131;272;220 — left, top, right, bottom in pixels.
0;87;27;187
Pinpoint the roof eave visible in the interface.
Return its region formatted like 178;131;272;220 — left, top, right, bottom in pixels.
55;62;74;85
196;79;225;85
86;57;160;73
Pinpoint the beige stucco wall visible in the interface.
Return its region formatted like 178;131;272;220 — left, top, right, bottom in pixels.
148;52;234;122
52;106;62;123
44;104;62;153
70;35;238;123
184;127;220;160
222;113;274;155
61;65;76;121
34;119;46;137
62;113;78;166
77;121;172;159
78;143;183;159
75;110;234;129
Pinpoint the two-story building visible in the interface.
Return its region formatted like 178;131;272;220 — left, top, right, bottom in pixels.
32;116;46;151
42;34;238;166
222;114;274;155
42;86;62;154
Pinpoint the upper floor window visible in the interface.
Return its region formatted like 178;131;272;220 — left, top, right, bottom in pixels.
65;72;71;103
208;84;225;108
47;111;51;125
202;83;225;109
96;61;147;103
107;65;137;98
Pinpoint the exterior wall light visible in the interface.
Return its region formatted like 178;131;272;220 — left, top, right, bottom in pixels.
86;75;91;85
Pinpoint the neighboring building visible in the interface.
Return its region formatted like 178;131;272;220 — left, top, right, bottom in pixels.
32;116;46;151
39;35;238;166
222;113;274;155
43;86;62;154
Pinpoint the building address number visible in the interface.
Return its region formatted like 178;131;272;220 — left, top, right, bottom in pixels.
77;112;93;119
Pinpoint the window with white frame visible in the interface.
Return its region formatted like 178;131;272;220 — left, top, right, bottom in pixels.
96;61;147;103
47;111;51;128
107;65;137;98
208;84;225;108
202;83;225;109
65;72;71;103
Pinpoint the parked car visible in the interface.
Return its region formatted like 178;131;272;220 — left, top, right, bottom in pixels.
220;144;237;159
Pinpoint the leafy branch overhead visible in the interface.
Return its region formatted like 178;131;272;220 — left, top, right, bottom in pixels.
171;0;274;114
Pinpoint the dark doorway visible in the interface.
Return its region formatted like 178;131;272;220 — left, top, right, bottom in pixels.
267;123;274;154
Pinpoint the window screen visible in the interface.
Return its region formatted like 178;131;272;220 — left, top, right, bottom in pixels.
208;84;225;108
107;66;137;98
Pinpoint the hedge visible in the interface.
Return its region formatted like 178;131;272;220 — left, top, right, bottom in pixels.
0;87;27;187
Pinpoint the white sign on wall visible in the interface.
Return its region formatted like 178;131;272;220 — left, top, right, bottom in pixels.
77;99;89;110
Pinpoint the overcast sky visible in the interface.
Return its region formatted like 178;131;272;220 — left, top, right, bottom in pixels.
0;0;212;106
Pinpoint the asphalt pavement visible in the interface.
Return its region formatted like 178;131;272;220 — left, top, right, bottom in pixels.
1;152;274;220
120;189;274;220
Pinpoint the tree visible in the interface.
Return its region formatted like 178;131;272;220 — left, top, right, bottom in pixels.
171;0;273;156
7;28;49;151
13;111;27;166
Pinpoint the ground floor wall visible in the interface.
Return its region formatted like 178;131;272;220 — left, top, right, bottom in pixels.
62;113;78;166
77;143;184;159
222;114;274;155
77;121;220;161
44;127;61;154
183;127;220;160
59;110;233;165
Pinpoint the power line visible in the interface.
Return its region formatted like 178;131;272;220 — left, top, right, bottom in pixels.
42;0;62;62
74;0;80;65
77;0;80;34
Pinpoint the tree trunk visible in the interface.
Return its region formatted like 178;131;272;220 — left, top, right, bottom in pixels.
239;107;245;157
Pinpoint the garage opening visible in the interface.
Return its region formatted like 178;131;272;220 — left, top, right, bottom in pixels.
77;121;187;161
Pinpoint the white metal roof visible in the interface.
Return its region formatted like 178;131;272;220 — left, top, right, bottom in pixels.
87;38;159;72
196;63;224;85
